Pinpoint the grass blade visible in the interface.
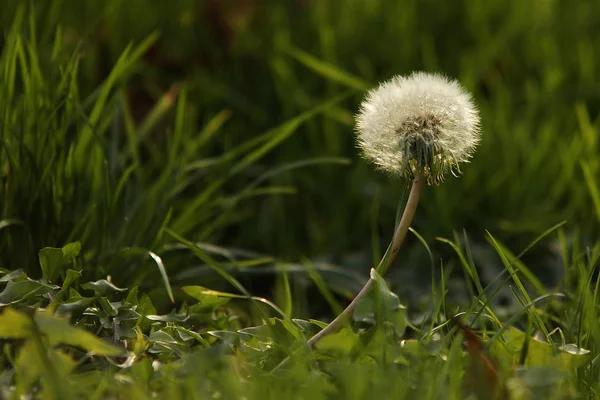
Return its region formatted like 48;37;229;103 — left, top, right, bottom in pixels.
285;46;370;90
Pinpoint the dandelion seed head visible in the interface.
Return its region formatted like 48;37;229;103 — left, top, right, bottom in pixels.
355;72;481;185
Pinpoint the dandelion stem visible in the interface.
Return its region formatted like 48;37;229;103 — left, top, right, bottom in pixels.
308;174;423;344
272;173;424;373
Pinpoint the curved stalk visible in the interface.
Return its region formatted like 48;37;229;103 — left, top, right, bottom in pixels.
272;175;424;372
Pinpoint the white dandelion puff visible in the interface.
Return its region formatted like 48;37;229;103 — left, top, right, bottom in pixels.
355;71;481;185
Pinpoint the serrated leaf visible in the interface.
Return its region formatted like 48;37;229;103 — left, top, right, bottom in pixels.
0;269;26;283
207;330;240;347
38;243;80;283
182;285;288;319
132;327;150;356
292;318;321;335
353;295;377;325
183;285;244;300
278;318;303;340
239;318;300;347
371;269;408;336
490;326;591;371
116;309;141;321
131;356;153;382
117;324;138;339
52;269;83;306
136;293;156;332
0;308;33;338
15;340;44;394
172;326;210;346
110;300;135;312
182;286;233;310
126;286;139;305
39;247;65;283
353;270;407;336
51;349;78;376
33;311;123;356
55;297;96;316
148;330;179;344
98;297;117;317
16;340;77;396
62;269;82;289
315;328;360;354
370;269;406;313
238;324;272;341
308;319;329;329
0;279;57;305
61;242;81;260
148;329;187;354
82;279;127;295
146;309;188;322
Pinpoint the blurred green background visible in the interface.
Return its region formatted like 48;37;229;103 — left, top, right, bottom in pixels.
1;0;599;311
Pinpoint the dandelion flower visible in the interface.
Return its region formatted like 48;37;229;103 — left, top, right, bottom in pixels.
272;73;482;358
355;72;480;185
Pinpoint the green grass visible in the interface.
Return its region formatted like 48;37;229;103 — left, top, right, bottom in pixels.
1;1;600;398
